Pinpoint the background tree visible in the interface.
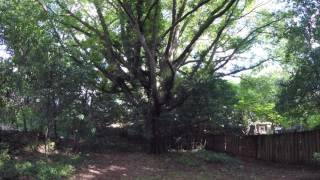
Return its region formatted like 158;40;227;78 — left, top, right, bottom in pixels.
164;77;242;148
0;0;126;141
276;0;320;129
236;74;287;127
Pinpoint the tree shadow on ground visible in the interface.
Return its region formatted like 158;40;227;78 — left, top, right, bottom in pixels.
72;151;320;180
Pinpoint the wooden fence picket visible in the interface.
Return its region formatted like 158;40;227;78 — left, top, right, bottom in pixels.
206;129;320;164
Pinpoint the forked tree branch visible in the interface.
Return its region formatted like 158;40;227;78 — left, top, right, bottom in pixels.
161;0;212;38
173;0;237;68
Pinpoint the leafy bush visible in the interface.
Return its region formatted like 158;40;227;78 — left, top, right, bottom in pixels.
30;160;75;180
0;143;9;151
313;152;320;162
0;149;84;179
0;149;19;178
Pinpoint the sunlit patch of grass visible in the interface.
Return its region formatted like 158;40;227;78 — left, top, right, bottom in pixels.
0;149;85;179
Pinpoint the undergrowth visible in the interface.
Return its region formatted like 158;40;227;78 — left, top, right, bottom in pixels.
0;149;85;179
313;152;320;164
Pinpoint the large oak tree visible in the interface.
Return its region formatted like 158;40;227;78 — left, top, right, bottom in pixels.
1;0;278;153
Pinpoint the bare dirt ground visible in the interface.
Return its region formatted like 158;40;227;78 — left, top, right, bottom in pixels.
72;152;320;180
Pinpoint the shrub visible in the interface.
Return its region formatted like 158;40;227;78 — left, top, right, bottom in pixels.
0;149;19;178
313;152;320;162
0;149;83;179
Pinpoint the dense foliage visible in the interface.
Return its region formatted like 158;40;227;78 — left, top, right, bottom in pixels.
276;0;320;129
0;149;84;179
236;74;287;126
0;0;280;153
0;0;319;157
3;0;320;179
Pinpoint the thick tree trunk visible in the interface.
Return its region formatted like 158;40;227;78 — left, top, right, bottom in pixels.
23;97;30;132
72;129;80;152
53;118;57;139
23;115;27;132
53;102;58;139
149;106;167;154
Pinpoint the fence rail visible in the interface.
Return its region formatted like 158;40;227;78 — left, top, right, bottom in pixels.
206;130;320;164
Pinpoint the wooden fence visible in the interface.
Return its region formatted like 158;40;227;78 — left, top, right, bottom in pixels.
206;129;320;164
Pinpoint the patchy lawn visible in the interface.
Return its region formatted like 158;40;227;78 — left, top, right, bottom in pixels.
1;148;319;180
72;151;320;180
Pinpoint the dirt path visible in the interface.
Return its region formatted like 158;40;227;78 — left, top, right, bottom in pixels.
72;152;320;180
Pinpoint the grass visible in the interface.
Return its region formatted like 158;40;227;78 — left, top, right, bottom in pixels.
0;149;85;179
135;151;243;180
172;150;241;167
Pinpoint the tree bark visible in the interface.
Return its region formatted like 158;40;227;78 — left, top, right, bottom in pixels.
149;105;167;154
53;117;57;139
23;116;27;132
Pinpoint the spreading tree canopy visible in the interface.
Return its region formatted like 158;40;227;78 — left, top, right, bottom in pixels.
0;0;279;153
